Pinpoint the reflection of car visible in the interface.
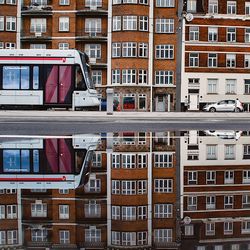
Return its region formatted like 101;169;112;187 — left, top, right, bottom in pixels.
100;99;119;111
203;100;244;112
204;130;242;140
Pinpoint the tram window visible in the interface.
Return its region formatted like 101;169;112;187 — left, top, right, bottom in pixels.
33;150;39;173
75;66;87;91
75;150;87;174
33;66;39;89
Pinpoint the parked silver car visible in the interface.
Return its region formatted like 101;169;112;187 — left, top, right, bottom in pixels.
203;100;244;112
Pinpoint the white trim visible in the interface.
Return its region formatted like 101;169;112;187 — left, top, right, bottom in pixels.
16;0;21;49
149;0;154;112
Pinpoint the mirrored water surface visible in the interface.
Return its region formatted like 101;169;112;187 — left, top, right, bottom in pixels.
0;130;249;250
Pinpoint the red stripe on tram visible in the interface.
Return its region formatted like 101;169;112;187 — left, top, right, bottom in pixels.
0;176;67;182
0;57;66;61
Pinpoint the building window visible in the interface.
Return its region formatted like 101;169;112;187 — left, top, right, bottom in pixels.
226;54;236;68
59;17;69;32
58;43;69;50
123;16;137;30
137;180;147;194
138;94;146;110
188;171;197;184
112;206;120;220
59;189;69;194
7;230;17;244
155;45;174;59
154;153;173;168
121;180;136;195
122;206;136;221
122;154;136;168
156;0;175;7
113;0;122;4
112;69;120;84
224;170;234;184
7;205;17;219
246;55;250;68
85;227;101;242
0;205;5;219
187;196;197;210
85;44;101;59
206;171;216;184
156;19;174;33
155;70;173;85
123;94;135;110
224;222;233;235
225;144;235;159
85;18;101;34
246;2;250;15
30;18;46;33
208;53;217;67
137;231;147;245
242;221;250;234
208;27;218;41
113;16;121;31
154;229;172;243
139;16;148;31
138;70;147;84
123;0;137;3
31;228;47;242
154;179;173;193
122;232;136;246
6;17;16;31
208;0;218;14
206;195;216;210
244;80;250;94
189;53;199;67
30;44;46;49
84;178;101;192
31;202;47;217
59;205;69;219
59;230;70;244
5;43;15;49
206;222;215;235
60;0;70;5
138;43;148;57
184;225;194;236
85;0;102;7
0;16;4;31
242;194;250;208
138;154;147;167
122;42;137;57
92;70;102;86
207;145;217;159
227;1;236;14
122;69;136;84
225;79;236;94
154;204;173;218
111;231;120;245
189;26;199;41
207;79;218;94
243;170;250;183
112;42;121;57
227;27;236;42
112;180;120;194
138;206;147;219
224;195;233;208
245;28;250;43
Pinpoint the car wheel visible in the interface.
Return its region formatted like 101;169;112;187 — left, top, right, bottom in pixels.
235;107;240;112
209;107;216;112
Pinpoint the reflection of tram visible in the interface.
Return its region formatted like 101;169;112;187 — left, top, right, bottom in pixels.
0;134;100;189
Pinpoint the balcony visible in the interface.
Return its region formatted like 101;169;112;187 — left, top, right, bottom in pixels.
77;4;108;16
76;31;107;42
21;4;53;16
21;32;52;42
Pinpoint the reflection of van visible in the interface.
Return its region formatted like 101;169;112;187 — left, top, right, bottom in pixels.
123;97;135;110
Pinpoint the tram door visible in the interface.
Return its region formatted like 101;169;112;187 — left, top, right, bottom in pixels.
45;66;72;105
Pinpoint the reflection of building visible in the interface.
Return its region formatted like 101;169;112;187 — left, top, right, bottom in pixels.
180;130;250;249
1;0;179;111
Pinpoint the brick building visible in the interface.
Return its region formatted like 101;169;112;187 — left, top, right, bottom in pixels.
181;0;250;111
0;0;179;111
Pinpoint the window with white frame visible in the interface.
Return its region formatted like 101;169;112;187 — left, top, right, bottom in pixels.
139;16;148;31
154;229;172;243
139;0;148;4
224;144;235;160
154;179;173;193
156;19;174;33
30;18;46;33
7;205;17;219
6;0;17;4
208;0;218;14
113;16;121;31
112;206;120;220
59;230;70;244
226;54;236;68
138;70;147;84
5;42;15;49
243;170;250;183
154;204;173;218
138;206;147;219
227;1;236;14
188;171;197;185
137;180;147;194
245;28;250;43
111;231;120;245
85;226;101;242
138;154;147;168
0;16;4;31
31;228;47;242
189;53;199;67
224;221;233;234
112;42;121;57
137;231;147;245
207;78;218;94
208;27;218;41
155;70;174;85
184;225;194;236
85;18;101;34
154;153;173;168
0;231;6;244
85;0;102;7
206;195;216;210
122;180;136;195
139;94;147;109
241;221;250;234
242;194;250;208
0;0;3;3
187;196;197;210
122;206;136;221
123;16;137;30
138;43;148;57
92;152;102;167
59;17;69;32
112;180;120;194
122;232;136;246
122;69;136;84
0;205;5;219
59;205;69;219
243;145;250;159
122;154;136;168
85;44;101;59
187;0;197;12
206;171;216;184
59;189;69;194
112;154;120;168
189;26;199;41
6;17;16;31
112;69;120;84
246;2;250;15
224;195;233;208
30;44;46;49
155;45;174;59
58;43;69;50
225;79;236;94
206;222;215;235
60;0;70;5
113;0;122;4
7;230;17;244
31;0;47;4
214;245;223;250
208;53;217;67
156;0;175;7
207;144;217;159
224;170;234;184
92;70;102;85
122;42;137;57
227;27;236;42
31;202;47;217
123;0;137;3
85;178;101;192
